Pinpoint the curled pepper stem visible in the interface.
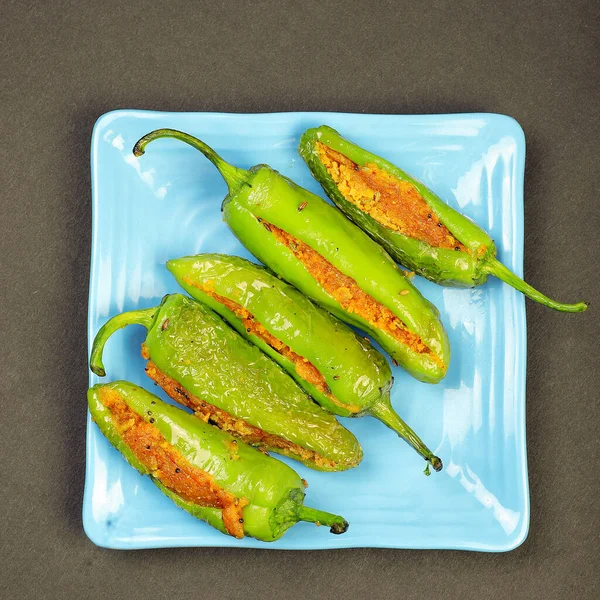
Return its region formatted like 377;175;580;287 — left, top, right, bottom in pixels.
90;308;156;377
483;257;588;313
133;128;250;196
297;506;349;534
369;398;443;473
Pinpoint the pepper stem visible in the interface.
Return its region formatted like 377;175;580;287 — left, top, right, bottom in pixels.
483;257;588;313
369;397;443;472
132;128;250;196
297;506;349;534
90;308;156;377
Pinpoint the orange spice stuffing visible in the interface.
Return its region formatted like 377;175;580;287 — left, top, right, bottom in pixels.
316;142;467;252
143;360;338;470
266;223;432;357
99;387;247;538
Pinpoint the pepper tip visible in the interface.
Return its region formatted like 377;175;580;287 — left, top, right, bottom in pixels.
330;520;349;535
91;365;106;377
132;142;145;158
431;456;443;472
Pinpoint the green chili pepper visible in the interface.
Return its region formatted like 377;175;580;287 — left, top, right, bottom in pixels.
299;125;589;313
133;129;450;384
89;380;349;541
90;294;362;471
168;253;443;471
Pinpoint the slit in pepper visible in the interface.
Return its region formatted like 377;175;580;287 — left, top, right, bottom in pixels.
316;142;467;252
263;221;433;359
99;386;247;538
181;279;360;413
143;359;338;470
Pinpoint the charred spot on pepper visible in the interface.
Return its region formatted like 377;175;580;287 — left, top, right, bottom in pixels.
316;142;467;252
161;318;170;331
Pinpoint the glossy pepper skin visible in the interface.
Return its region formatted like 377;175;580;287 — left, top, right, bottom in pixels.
89;381;349;541
133;129;450;384
169;253;442;471
90;294;362;471
299;125;589;313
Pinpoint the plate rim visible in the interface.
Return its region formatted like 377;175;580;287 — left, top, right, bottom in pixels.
84;109;529;552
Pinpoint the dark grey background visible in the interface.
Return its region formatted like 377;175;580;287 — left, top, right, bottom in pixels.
1;1;598;598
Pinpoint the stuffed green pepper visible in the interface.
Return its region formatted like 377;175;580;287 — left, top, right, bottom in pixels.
299;125;588;313
169;253;442;471
89;381;349;541
133;129;451;383
90;294;362;472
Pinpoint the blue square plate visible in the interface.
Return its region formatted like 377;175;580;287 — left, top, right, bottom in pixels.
85;110;528;551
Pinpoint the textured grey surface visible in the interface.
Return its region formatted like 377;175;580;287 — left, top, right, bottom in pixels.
0;1;598;598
